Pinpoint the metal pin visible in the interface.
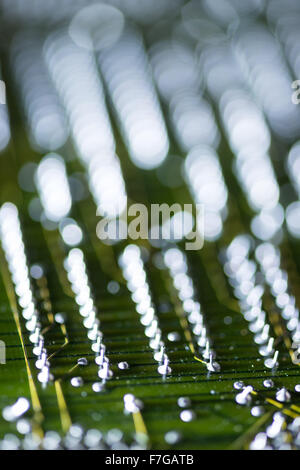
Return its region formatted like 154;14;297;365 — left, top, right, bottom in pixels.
37;365;51;385
192;318;204;336
35;349;48;370
92;332;103;353
33;336;44;356
259;337;274;357
276;387;291;403
29;326;41;345
149;330;162;350
157;354;172;377
95;344;106;366
145;319;158;338
154;344;165;362
235;385;253;405
202;340;211;360
197;327;207;348
254;324;270;345
88;321;99;341
264;350;279;369
206;352;220;373
98;359;113;380
266;412;285;438
249;311;266;333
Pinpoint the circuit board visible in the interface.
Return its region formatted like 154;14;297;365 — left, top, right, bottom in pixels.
1;0;300;451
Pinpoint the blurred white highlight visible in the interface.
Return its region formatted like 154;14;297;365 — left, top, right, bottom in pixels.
185;146;228;241
44;31;127;219
0;76;10;152
98;28;169;169
35;153;72;222
11;33;69;151
69;4;124;51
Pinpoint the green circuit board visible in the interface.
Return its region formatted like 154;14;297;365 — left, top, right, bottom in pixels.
1;0;300;451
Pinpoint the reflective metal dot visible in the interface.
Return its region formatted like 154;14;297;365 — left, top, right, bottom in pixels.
251;406;265;417
77;357;88;366
263;379;274;389
164;431;182;445
233;381;244;390
177;397;191;408
70;377;83;387
92;382;105;393
180;410;195;422
118;361;129;370
55;313;66;324
276;388;291;403
167;331;181;342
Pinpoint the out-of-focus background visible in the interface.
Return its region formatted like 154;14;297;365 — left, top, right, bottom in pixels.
1;0;300;451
